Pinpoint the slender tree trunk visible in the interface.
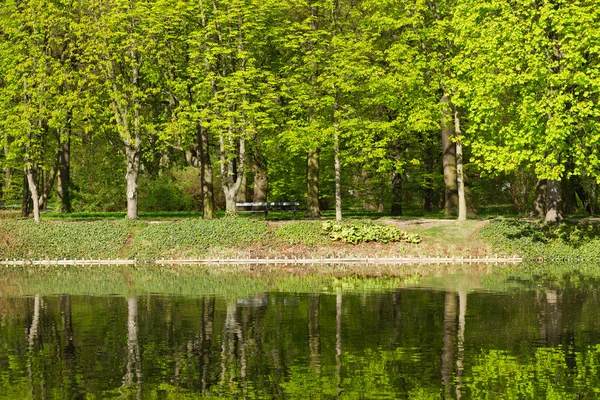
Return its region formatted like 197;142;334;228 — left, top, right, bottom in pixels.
532;179;548;217
306;148;321;218
545;179;562;223
424;151;435;212
57;121;71;213
200;125;215;219
441;94;458;216
252;153;268;205
391;170;403;216
25;165;40;222
2;144;10;201
22;173;31;217
334;95;342;221
454;110;467;222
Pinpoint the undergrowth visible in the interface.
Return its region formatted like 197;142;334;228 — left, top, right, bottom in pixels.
128;217;269;259
479;220;600;261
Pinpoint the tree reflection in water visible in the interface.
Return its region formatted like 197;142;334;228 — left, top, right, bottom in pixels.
2;287;600;398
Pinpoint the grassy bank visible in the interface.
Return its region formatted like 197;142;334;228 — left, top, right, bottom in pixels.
1;213;599;262
480;219;600;261
0;217;433;261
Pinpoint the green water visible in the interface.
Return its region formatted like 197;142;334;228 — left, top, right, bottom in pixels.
1;265;600;398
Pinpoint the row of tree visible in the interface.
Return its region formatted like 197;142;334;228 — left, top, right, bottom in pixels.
0;0;598;222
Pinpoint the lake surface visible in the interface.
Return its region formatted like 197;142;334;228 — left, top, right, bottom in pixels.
1;265;600;398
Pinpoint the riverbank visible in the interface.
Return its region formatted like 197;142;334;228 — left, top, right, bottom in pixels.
0;214;598;262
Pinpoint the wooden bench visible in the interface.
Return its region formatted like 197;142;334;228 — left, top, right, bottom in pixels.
236;202;299;220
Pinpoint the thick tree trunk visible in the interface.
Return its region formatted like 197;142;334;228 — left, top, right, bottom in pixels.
25;165;41;223
306;148;321;218
252;154;268;205
545;179;562;223
57;125;71;213
236;168;247;203
454;110;467;222
532;179;547;217
391;170;403;216
441;94;458;216
219;128;245;216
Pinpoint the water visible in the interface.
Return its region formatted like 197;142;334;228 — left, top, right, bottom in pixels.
1;266;600;398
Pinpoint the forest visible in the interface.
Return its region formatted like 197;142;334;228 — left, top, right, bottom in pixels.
0;0;598;223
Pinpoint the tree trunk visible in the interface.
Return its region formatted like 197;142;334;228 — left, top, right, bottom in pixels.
306;148;321;218
252;153;268;205
454;109;467;222
441;94;458;216
334;95;342;221
391;170;403;216
2;144;10;201
57;124;71;213
220;127;246;216
424;151;435;212
236;167;247;203
532;179;547;217
25;165;41;223
545;179;562;223
200;124;215;219
22;173;31;217
126;147;140;220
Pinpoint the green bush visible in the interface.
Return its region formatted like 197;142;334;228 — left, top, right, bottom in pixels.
479;220;600;260
274;221;329;245
321;221;421;245
129;217;269;258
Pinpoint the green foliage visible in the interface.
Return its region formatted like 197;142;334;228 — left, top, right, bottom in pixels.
0;220;133;260
274;221;328;245
479;220;600;261
321;221;421;244
138;169;200;212
129;217;269;259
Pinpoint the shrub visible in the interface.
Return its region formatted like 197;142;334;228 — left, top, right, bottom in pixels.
321;221;421;245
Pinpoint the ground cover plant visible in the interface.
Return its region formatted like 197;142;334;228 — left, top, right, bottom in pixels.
479;220;600;261
0;220;133;260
